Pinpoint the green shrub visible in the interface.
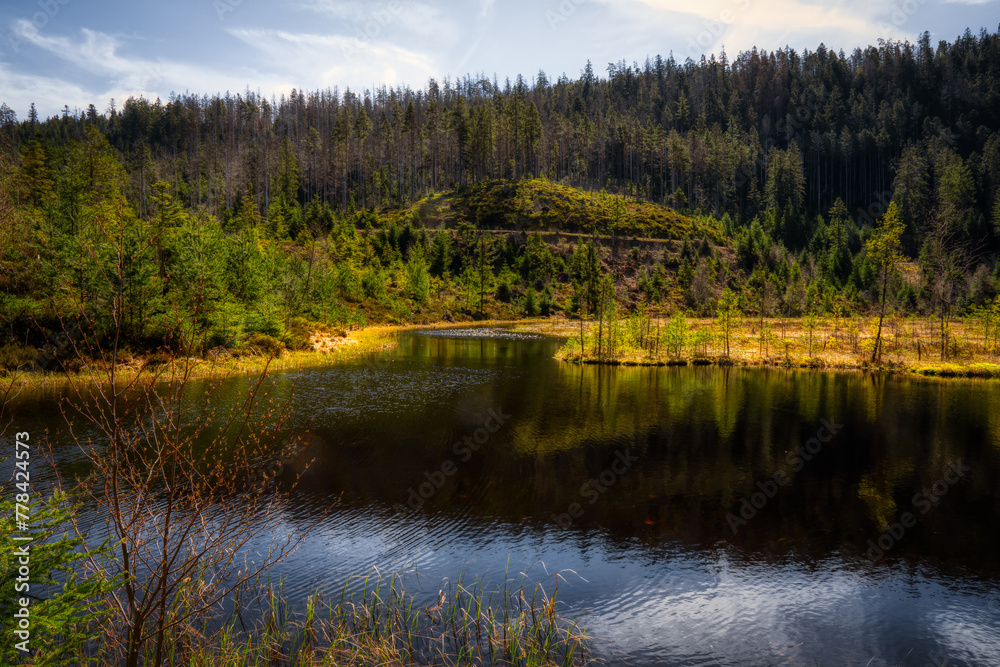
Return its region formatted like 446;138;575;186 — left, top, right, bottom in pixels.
244;302;286;340
335;262;364;302
540;287;554;316
405;250;430;303
205;299;246;349
0;490;117;666
496;277;513;303
524;287;538;315
347;310;367;328
390;299;413;321
361;268;387;301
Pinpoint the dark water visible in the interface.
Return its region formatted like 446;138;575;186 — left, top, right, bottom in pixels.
8;328;1000;665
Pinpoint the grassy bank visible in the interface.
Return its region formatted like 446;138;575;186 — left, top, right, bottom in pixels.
0;326;399;392
7;311;1000;393
1;319;567;392
534;313;1000;379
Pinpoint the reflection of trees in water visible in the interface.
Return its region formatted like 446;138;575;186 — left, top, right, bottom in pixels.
293;354;999;569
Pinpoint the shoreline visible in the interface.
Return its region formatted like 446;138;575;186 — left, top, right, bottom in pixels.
512;317;1000;380
553;353;1000;378
5;316;1000;392
1;319;556;392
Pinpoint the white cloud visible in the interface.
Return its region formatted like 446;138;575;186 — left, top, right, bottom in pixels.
591;0;916;58
226;28;438;90
3;22;294;116
0;14;444;117
294;0;457;41
0;61;96;117
4;0;989;118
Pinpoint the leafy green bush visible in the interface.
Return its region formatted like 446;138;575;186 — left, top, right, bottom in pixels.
335;262;364;302
540;287;554;316
244;300;286;340
205;300;247;349
496;276;513;303
390;299;412;321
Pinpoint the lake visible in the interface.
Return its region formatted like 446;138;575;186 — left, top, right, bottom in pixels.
11;327;1000;665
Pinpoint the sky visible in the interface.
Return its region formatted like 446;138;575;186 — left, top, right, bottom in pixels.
0;0;997;119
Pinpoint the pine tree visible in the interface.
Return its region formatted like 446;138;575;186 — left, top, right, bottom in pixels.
892;143;929;252
867;201;905;363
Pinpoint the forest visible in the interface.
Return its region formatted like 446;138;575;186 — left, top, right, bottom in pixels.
2;27;1000;369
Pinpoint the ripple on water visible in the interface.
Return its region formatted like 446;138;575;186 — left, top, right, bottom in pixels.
288;363;504;420
11;331;1000;667
413;327;550;340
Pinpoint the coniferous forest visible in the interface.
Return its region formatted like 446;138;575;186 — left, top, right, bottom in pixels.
3;27;1000;366
6;18;1000;667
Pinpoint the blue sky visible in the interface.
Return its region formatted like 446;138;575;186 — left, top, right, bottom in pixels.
1;0;997;118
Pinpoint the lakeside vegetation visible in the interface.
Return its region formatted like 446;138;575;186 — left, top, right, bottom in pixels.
0;557;589;667
4;25;1000;666
0;304;589;667
0;324;399;390
536;311;1000;377
4;29;1000;384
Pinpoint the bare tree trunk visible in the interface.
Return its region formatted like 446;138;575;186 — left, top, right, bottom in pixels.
872;269;887;364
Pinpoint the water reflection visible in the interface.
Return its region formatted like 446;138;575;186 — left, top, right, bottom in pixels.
7;328;1000;665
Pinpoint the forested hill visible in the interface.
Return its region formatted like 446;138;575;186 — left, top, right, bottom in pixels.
3;28;1000;251
2;28;1000;366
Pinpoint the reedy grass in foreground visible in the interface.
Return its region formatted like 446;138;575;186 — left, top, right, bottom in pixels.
98;570;590;667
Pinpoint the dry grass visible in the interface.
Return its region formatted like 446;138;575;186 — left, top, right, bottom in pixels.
11;312;999;392
546;313;1000;378
3;320;566;392
3;326;401;391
